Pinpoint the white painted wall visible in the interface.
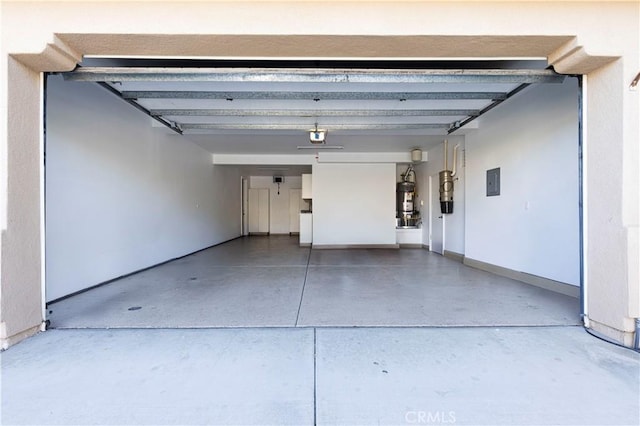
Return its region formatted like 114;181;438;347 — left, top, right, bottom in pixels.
465;78;580;286
249;176;302;234
312;163;396;246
45;76;241;301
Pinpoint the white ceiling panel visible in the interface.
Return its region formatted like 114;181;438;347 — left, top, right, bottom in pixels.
133;98;495;110
107;80;522;94
62;63;563;155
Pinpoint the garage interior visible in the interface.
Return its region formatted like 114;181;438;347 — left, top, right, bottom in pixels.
44;59;581;329
3;1;639;423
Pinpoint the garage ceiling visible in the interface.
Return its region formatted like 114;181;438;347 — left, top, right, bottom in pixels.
61;59;564;155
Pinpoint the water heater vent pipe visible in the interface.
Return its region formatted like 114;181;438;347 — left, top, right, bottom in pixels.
444;139;448;170
443;139;460;174
451;144;459;177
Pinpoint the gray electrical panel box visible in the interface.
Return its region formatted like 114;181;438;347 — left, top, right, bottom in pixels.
486;168;500;196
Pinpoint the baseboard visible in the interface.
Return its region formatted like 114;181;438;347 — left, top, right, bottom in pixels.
248;232;269;236
289;232;300;236
422;244;430;250
313;244;400;249
299;243;311;247
399;243;423;249
444;250;465;263
1;323;43;351
464;257;580;298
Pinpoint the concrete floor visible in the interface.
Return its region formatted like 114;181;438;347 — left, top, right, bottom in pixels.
4;237;638;425
2;327;638;425
48;236;580;328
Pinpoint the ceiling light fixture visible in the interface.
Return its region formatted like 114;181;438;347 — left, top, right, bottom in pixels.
309;123;327;144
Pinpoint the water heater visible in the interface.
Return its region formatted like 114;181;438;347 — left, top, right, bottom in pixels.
397;181;415;213
397;165;420;227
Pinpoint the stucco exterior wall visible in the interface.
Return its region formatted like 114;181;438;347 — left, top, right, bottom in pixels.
1;0;638;348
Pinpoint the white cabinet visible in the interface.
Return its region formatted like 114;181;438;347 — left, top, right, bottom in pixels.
248;188;269;234
396;227;422;246
302;174;312;199
300;213;313;246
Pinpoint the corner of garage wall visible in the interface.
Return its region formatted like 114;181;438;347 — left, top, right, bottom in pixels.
44;75;242;302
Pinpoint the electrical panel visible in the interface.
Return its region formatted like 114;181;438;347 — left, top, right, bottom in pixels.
486;168;500;196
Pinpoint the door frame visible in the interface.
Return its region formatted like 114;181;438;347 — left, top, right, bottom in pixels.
241;176;249;236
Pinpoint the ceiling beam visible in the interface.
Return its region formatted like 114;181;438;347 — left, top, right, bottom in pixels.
151;108;479;117
64;67;565;84
123;91;508;101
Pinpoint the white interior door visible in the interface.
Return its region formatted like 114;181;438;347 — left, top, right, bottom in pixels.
430;174;445;254
248;188;270;234
289;189;302;233
248;188;260;233
257;189;270;233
